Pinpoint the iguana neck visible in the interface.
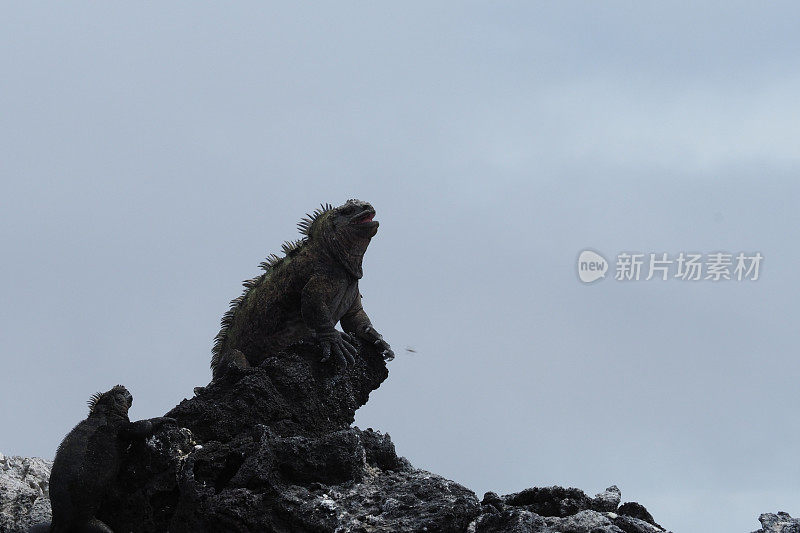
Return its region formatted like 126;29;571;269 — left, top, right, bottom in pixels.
321;230;370;279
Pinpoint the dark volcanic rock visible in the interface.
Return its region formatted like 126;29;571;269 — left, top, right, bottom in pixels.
96;341;439;532
502;485;615;517
6;339;674;532
167;340;389;442
618;501;660;527
475;486;665;533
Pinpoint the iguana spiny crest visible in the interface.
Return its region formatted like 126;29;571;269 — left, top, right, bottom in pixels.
210;199;394;380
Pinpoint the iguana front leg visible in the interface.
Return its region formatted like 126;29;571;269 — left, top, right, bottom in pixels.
121;417;176;440
341;293;395;362
301;275;359;366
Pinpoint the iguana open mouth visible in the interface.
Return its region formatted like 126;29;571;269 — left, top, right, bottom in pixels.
351;209;376;225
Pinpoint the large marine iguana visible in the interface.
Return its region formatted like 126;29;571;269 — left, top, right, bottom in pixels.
210;199;394;380
28;385;174;533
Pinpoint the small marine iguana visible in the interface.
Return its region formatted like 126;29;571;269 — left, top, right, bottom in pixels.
28;386;174;533
210;199;394;380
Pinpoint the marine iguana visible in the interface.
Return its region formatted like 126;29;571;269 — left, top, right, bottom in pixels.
28;386;174;533
210;199;394;380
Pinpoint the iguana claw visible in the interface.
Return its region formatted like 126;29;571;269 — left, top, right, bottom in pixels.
361;326;394;362
319;330;357;367
376;338;395;362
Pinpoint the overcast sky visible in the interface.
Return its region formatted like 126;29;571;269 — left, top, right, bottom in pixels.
2;3;799;532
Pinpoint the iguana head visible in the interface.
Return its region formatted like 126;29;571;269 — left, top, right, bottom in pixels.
299;199;379;278
87;384;133;416
330;198;379;237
